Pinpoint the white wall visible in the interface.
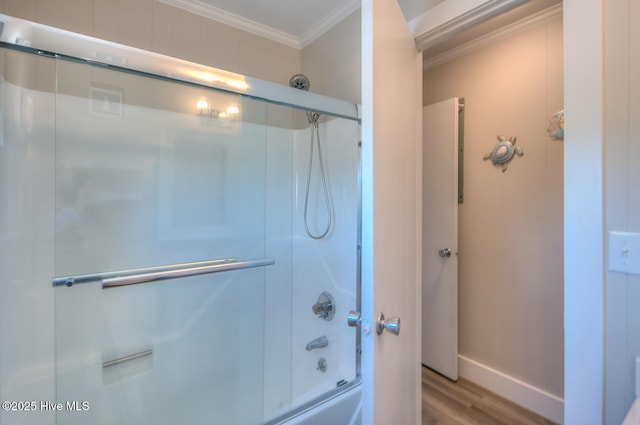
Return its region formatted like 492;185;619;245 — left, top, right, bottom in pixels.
423;13;564;419
604;0;640;423
563;0;604;423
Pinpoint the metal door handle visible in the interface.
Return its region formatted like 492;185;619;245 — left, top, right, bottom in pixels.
376;312;400;336
439;248;451;258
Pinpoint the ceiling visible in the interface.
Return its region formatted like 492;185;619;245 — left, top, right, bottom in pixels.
160;0;561;50
421;0;562;59
160;0;362;48
196;0;359;40
160;0;434;48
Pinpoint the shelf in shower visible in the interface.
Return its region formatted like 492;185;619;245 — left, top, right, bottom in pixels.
52;257;275;288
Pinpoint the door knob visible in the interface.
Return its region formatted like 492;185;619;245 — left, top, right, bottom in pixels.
438;248;451;258
376;312;400;336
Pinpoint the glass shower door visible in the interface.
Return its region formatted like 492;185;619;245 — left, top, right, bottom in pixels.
1;15;362;424
53;59;269;425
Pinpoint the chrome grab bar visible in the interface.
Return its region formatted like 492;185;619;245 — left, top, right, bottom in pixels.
52;257;275;288
102;257;275;288
52;257;237;287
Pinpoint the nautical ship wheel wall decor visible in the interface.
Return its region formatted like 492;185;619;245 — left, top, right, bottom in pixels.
483;135;523;172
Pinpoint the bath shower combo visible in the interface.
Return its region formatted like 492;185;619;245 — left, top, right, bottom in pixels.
0;14;361;425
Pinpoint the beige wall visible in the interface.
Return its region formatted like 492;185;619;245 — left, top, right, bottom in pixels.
423;16;564;397
605;0;640;423
301;10;361;104
0;0;300;86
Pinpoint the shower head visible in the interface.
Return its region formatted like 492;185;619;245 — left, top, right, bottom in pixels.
289;74;319;125
289;74;310;91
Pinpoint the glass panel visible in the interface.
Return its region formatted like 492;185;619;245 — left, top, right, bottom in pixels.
1;22;361;422
54;60;268;425
0;48;57;425
36;47;361;425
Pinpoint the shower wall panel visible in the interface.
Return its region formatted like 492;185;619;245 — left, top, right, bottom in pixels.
291;117;359;407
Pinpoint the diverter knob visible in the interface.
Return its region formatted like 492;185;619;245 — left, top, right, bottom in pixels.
347;310;361;327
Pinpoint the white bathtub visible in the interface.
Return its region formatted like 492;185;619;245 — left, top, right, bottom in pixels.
279;384;362;425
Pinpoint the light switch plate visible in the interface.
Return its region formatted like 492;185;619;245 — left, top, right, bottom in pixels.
608;231;640;275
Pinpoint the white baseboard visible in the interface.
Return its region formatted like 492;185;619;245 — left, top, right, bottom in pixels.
458;355;564;424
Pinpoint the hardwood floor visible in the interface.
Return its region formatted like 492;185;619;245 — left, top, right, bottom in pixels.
422;366;558;425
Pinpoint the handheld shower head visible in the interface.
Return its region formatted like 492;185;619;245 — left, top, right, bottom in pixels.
289;73;331;240
289;74;310;91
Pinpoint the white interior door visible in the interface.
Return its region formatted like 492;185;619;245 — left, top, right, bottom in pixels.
361;0;423;424
421;98;460;381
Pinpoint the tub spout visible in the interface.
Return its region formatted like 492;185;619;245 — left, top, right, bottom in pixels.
306;336;329;351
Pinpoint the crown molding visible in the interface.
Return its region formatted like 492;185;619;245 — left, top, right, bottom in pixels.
158;0;300;48
299;0;360;48
411;0;530;51
158;0;360;50
422;3;562;70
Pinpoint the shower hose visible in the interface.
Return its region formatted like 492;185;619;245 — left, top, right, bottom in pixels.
304;112;333;239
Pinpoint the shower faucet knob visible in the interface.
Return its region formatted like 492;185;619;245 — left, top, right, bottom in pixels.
312;292;335;321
